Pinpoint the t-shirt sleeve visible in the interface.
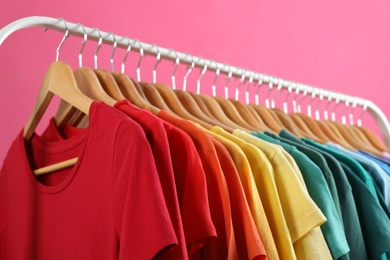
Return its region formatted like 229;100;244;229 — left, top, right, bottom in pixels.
112;119;178;259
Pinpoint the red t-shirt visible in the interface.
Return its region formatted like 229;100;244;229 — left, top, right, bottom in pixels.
114;100;187;259
212;138;266;260
0;101;177;259
159;115;217;257
42;103;216;258
158;110;236;260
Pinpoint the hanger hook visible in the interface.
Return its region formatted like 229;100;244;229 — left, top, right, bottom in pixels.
167;49;180;90
183;53;195;91
105;32;117;72
255;75;264;105
121;36;131;73
76;23;87;68
297;86;308;113
341;97;350;124
224;64;233;99
314;90;324;120
357;99;368;127
307;89;316;118
283;82;293;113
235;69;246;101
322;91;333;120
264;76;274;108
151;44;161;84
271;79;283;109
91;28;102;69
197;58;207;94
291;84;301;113
245;72;255;104
132;39;144;82
211;60;220;97
55;18;69;62
349;98;358;125
331;93;341;121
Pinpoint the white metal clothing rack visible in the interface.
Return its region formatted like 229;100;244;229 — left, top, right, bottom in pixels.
1;16;390;147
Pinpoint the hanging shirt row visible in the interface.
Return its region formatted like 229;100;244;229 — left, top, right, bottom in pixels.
1;60;390;260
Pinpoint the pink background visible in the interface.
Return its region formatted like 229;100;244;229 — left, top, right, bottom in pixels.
1;0;390;166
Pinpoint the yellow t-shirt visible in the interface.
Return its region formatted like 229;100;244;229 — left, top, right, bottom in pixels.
233;130;332;259
212;126;295;260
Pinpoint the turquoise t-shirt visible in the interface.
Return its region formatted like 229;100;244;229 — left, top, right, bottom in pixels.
252;132;350;259
278;129;368;260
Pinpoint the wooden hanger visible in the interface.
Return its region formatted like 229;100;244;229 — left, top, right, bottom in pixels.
259;81;306;137
214;96;257;131
150;52;213;129
227;72;271;132
153;82;213;129
350;102;390;152
339;100;382;151
323;97;381;154
140;81;176;114
354;125;390;152
328;121;381;154
55;67;118;128
250;104;283;132
195;94;251;132
211;70;258;131
271;108;305;137
175;89;236;132
187;92;215;118
230;99;269;131
173;61;237;132
346;100;390;152
54;28;118;128
111;72;161;115
307;93;358;149
246;78;284;133
95;69;125;101
186;62;251;132
291;113;328;143
25;61;93;175
69;68;125;128
63;67;118;127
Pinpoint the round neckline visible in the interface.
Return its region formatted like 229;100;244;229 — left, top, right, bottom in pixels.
20;102;97;194
20;127;90;194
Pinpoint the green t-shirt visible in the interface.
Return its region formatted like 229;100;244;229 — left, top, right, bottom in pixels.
279;129;367;260
253;132;349;260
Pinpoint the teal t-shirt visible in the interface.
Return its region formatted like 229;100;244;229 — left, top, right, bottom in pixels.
279;129;368;260
340;162;390;260
252;132;350;259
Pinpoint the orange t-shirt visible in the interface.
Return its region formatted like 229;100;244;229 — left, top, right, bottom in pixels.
210;127;280;260
209;132;267;260
158;111;237;260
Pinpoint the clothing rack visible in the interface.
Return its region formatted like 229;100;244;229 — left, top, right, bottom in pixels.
1;16;389;147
